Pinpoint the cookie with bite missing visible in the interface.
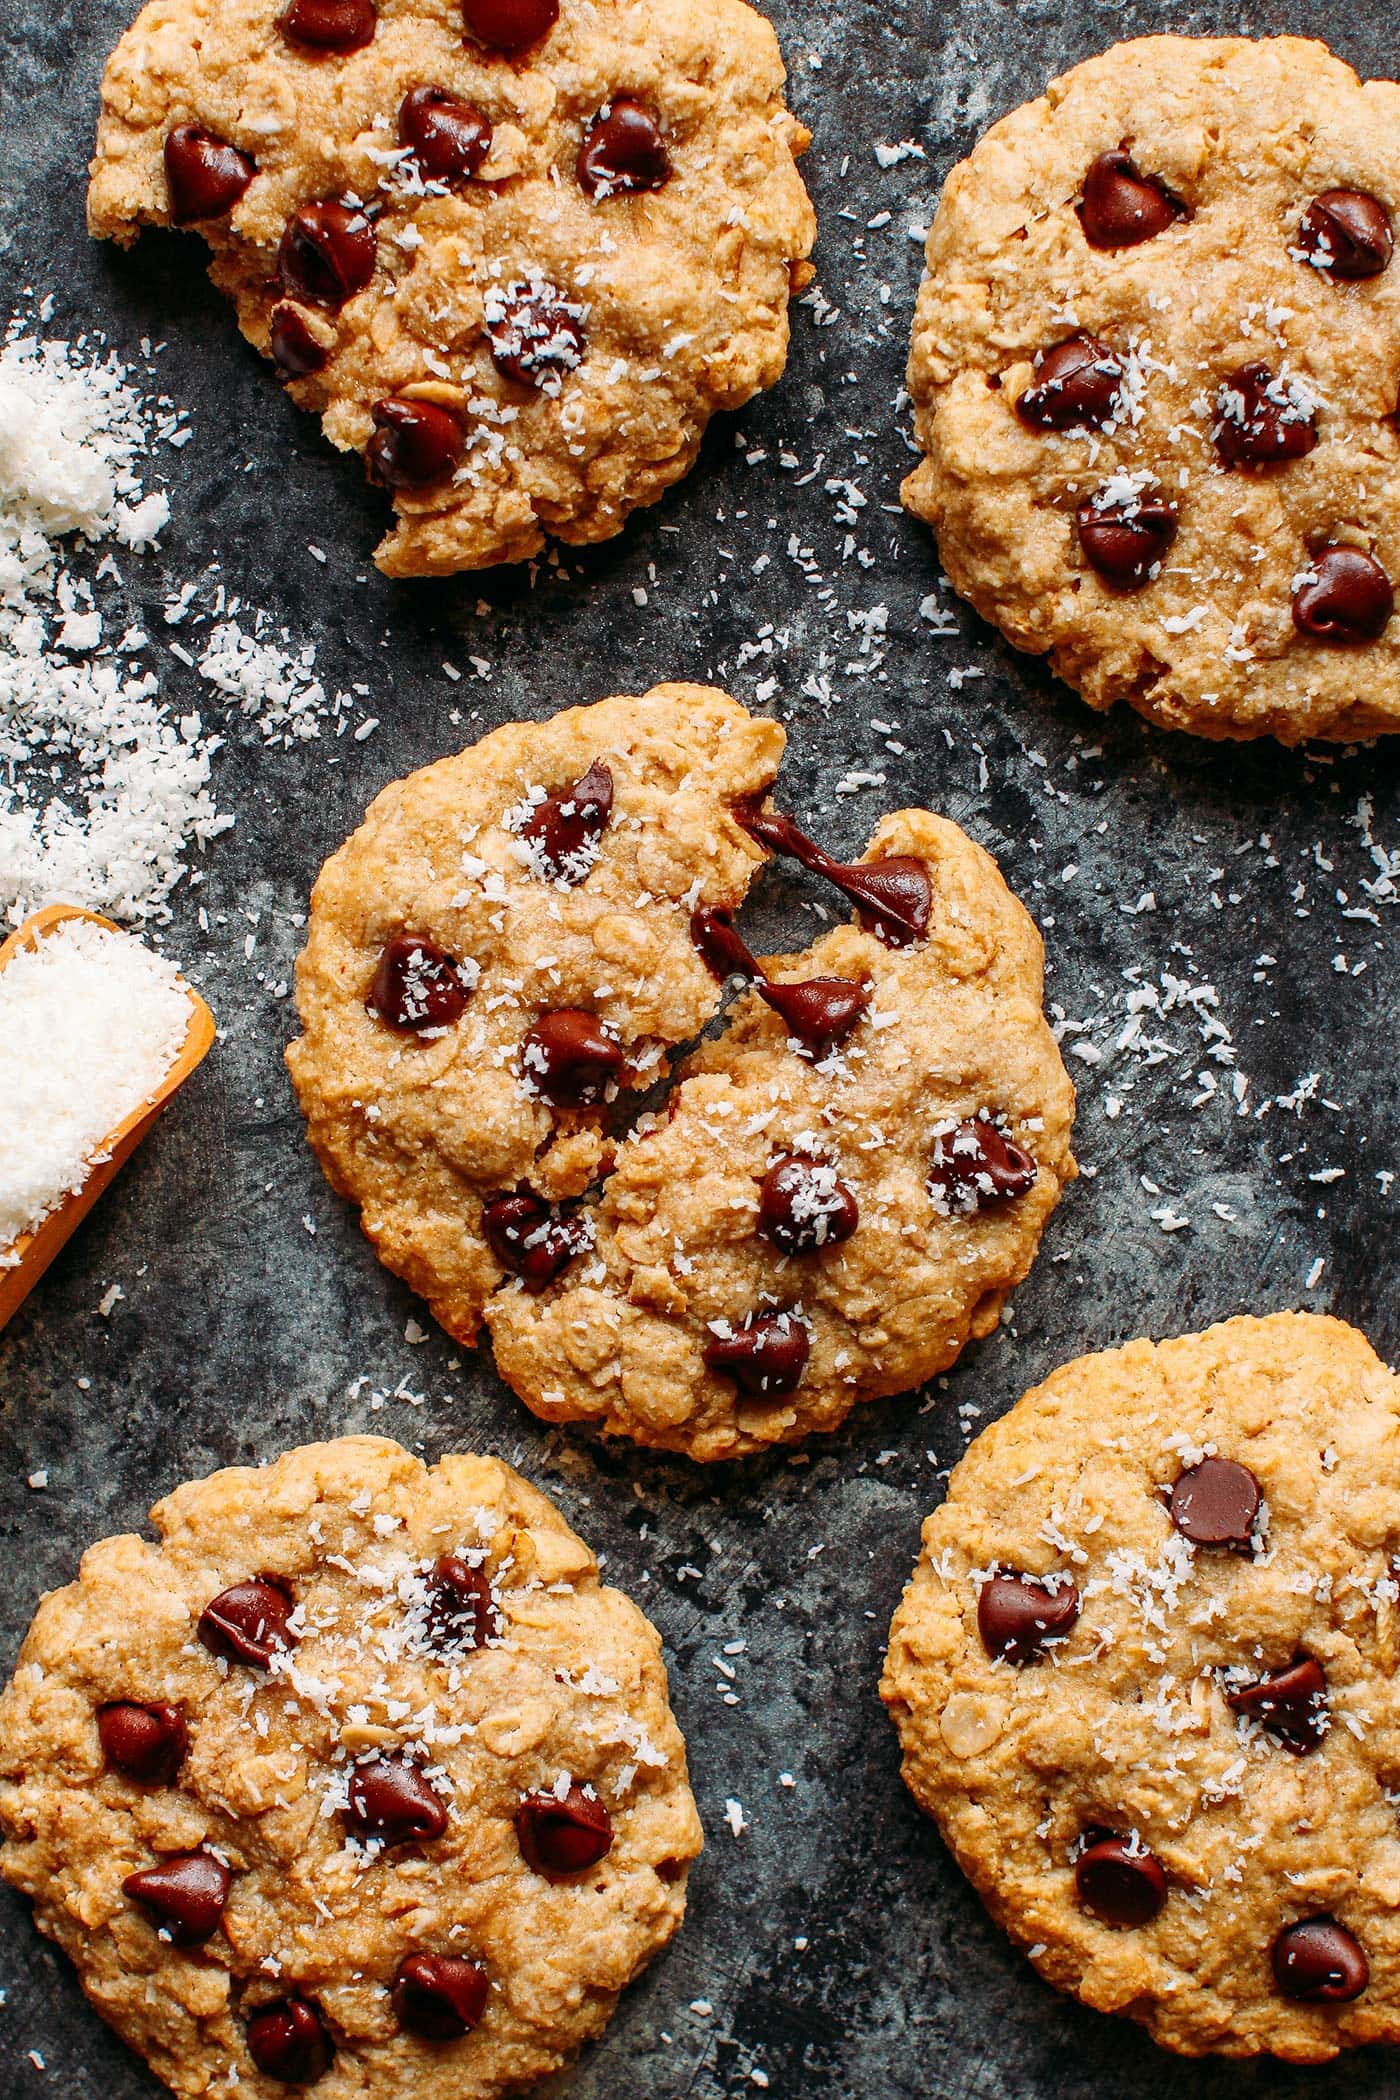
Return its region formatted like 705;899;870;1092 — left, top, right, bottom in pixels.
882;1313;1400;2060
0;1435;702;2099
88;0;815;576
902;36;1400;742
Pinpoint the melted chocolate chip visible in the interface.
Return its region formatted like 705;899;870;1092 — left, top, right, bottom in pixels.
1226;1654;1329;1754
703;1309;809;1396
198;1577;297;1669
688;907;869;1049
1298;190;1393;281
482;1189;591;1289
398;85;493;182
485;279;586;390
277;201;376;309
123;1850;231;1945
345;1756;448;1845
736;805;931;946
246;1997;335;2084
393;1952;490;2041
425;1553;497;1651
269;303;328;381
97;1701;188;1785
515;1785;613;1878
1077;149;1182;249
370;934;472;1031
578;100;672;198
1075;1834;1167;1928
522;1009;623;1106
1169;1456;1261;1549
516;759;613;879
977;1572;1079;1663
461;0;558;52
1213;362;1318;468
1015;334;1125;432
690;904;757;983
1077;488;1178;591
758;1154;859;1256
366;398;465;489
1273;1916;1369;2001
1292;546;1394;643
928;1117;1037;1216
277;0;375;52
163;126;255;226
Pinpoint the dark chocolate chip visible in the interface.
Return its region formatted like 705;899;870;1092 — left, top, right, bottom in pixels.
269;303;328;381
521;1009;623;1106
1226;1654;1329;1754
277;201;377;310
977;1571;1080;1663
345;1756;448;1845
516;759;613;879
1015;333;1125;432
1213;362;1318;468
1075;1834;1167;1928
1273;1916;1369;2001
461;0;558;52
515;1785;613;1878
425;1553;497;1651
1077;487;1178;590
758;1154;859;1256
366;398;466;489
163;126;255;226
690;904;758;983
98;1701;188;1786
703;1308;809;1396
485;279;586;389
578;100;672;198
1077;149;1183;249
393;1952;490;2041
123;1849;231;1944
246;1997;335;2084
198;1577;297;1669
277;0;376;52
1298;190;1393;281
482;1189;591;1289
1292;546;1394;643
398;85;493;182
1169;1456;1261;1549
736;805;932;946
928;1117;1037;1215
369;934;472;1031
687;907;868;1047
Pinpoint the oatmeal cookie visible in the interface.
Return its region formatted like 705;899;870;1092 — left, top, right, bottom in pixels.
881;1313;1400;2059
0;1435;702;2099
88;0;815;576
902;36;1400;742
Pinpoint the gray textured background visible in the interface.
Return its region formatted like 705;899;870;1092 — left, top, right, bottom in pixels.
3;1;1400;2094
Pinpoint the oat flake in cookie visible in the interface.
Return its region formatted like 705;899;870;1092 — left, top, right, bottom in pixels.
881;1314;1400;2060
902;36;1400;743
0;1437;702;2098
87;0;815;577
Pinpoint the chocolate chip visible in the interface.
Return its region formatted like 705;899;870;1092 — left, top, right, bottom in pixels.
246;1997;334;2084
163;126;255;226
198;1576;297;1669
758;1154;859;1256
690;904;758;983
1015;333;1125;432
515;1785;613;1878
928;1117;1037;1216
1169;1456;1261;1549
1077;487;1178;591
1075;1834;1167;1928
522;1010;623;1106
485;278;587;390
736;805;932;946
1226;1654;1329;1754
97;1701;188;1785
393;1952;490;2041
1273;1916;1369;2002
1077;149;1183;249
1292;546;1394;643
761;977;870;1050
278;0;376;52
366;398;466;489
398;85;493;182
370;934;472;1031
123;1849;232;1945
578;100;672;198
703;1309;809;1396
269;303;328;381
425;1553;497;1650
977;1572;1079;1663
482;1189;591;1289
1213;362;1318;468
1298;190;1393;281
277;201;376;310
461;0;558;52
345;1756;448;1845
516;759;613;879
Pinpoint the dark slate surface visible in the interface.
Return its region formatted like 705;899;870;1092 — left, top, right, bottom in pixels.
3;1;1400;2094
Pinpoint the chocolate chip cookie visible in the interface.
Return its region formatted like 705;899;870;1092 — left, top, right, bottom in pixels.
881;1313;1400;2060
286;686;1076;1459
88;0;816;576
0;1436;702;2098
902;36;1400;743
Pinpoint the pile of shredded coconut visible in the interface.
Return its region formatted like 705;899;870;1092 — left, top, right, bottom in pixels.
0;915;193;1258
